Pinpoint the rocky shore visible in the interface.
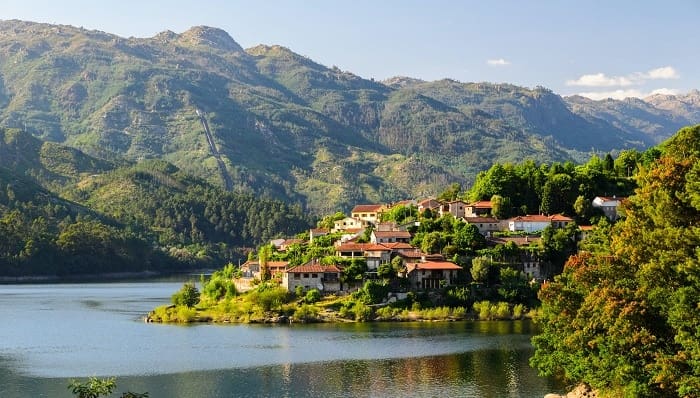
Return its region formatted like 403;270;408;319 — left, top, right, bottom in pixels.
545;384;598;398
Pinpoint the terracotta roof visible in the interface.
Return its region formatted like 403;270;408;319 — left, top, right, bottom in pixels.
336;243;390;252
282;239;304;246
399;251;428;258
418;198;441;208
287;261;341;273
373;230;412;238
463;217;499;223
382;242;416;250
310;228;329;234
508;214;573;222
579;225;595;231
468;201;493;208
351;204;383;213
409;261;462;271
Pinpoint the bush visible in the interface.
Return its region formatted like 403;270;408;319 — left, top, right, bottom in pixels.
512;303;525;319
304;288;321;304
292;304;320;322
495;302;511;319
171;283;200;308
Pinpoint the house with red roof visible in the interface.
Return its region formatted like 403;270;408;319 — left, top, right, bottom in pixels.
370;229;412;244
417;198;442;214
282;259;342;293
592;196;625;221
506;214;573;233
465;201;493;217
461;216;501;235
350;204;385;225
240;260;289;279
439;200;468;218
334;242;391;270
406;260;462;290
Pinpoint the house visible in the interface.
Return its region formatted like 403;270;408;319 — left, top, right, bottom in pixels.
309;228;329;243
462;216;500;236
417;198;441;214
282;260;342;293
350;204;385;225
334;242;391;271
592;196;625;221
465;201;493;217
371;230;412;244
486;236;542;280
439;200;468;218
406;260;462;290
240;260;289;279
332;217;364;232
279;239;304;252
578;225;595;242
506;214;573;233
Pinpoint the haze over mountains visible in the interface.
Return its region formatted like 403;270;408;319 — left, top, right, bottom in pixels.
0;19;698;213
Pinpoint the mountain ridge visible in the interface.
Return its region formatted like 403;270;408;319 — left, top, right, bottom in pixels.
0;20;698;213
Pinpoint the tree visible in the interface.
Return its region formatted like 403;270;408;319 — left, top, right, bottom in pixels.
304;288;321;303
171;282;200;308
437;182;462;201
377;261;396;280
490;194;512;219
531;125;700;397
68;377;148;398
470;256;494;285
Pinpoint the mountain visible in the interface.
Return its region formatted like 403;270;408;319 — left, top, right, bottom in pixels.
0;20;698;213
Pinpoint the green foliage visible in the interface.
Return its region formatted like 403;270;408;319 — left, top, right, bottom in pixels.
292;304;320;322
171;282;200;308
531;125;700;397
68;377;148;398
304;288;321;304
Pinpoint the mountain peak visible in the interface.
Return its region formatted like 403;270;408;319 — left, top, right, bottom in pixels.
382;76;425;88
177;26;243;52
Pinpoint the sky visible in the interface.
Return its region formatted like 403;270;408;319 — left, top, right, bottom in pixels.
1;0;698;100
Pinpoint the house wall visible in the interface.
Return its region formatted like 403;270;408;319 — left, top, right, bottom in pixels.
283;272;341;293
408;269;458;290
509;220;550;233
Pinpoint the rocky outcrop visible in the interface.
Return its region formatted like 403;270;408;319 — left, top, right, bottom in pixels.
545;383;598;398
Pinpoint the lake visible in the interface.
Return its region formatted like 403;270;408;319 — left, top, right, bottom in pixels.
0;280;564;397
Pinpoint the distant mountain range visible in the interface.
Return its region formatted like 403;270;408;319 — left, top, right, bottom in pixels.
0;19;698;213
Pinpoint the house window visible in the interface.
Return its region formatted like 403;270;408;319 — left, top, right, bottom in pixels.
303;273;309;278
294;274;300;280
312;273;318;278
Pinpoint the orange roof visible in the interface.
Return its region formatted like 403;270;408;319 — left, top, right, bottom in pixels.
508;214;573;222
373;230;412;238
463;217;499;223
579;225;596;231
351;204;383;213
410;261;462;271
596;196;625;202
382;242;416;250
310;228;329;234
468;201;493;208
287;261;341;274
336;243;390;252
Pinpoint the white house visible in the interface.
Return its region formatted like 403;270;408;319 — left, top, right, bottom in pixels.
507;214;573;233
592;196;625;221
282;260;342;293
332;217;364;232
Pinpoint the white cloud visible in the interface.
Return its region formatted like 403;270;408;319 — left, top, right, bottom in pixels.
487;58;510;66
576;87;680;101
566;73;634;87
642;66;679;80
566;66;680;87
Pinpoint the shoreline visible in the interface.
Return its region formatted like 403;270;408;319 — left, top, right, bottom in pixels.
0;269;209;284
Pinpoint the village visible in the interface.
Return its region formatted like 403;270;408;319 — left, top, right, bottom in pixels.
236;195;624;296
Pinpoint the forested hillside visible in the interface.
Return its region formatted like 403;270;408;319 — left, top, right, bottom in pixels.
0;20;697;213
531;124;700;397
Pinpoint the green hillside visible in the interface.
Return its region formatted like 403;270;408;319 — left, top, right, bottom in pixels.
0;20;697;213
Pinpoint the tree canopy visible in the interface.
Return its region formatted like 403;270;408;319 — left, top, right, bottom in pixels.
531;125;700;397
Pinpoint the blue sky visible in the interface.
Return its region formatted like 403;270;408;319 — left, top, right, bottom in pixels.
2;0;698;99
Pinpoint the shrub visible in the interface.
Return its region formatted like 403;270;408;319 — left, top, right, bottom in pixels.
495;302;511;319
171;283;200;308
353;301;373;322
473;300;492;320
292;304;320;322
304;288;321;304
513;303;525;319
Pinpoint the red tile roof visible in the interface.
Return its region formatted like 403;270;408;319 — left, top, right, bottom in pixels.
463;217;499;223
351;204;383;213
286;261;341;274
382;242;416;250
409;261;462;271
508;214;573;222
310;228;329;234
468;201;493;208
373;230;412;238
336;243;390;252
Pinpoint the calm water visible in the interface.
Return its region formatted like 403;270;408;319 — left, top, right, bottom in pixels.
0;281;563;397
